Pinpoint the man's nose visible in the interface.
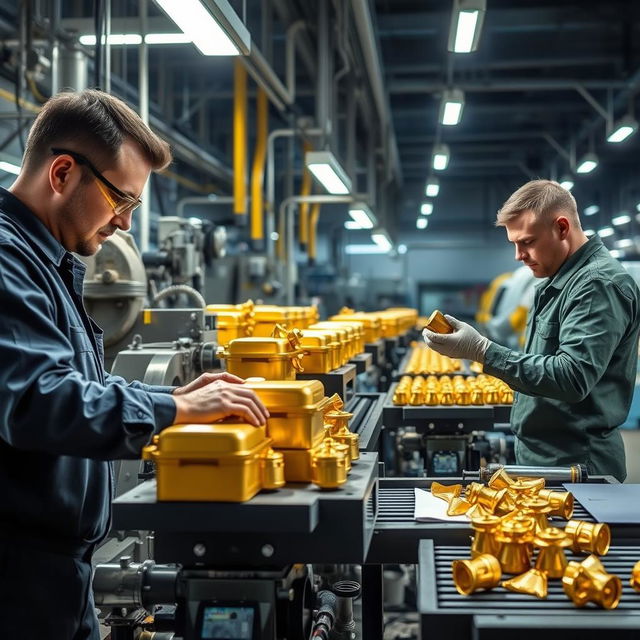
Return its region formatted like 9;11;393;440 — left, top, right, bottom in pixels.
515;246;526;261
113;210;132;232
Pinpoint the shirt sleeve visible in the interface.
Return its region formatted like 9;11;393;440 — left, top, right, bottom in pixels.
483;275;634;403
104;371;176;396
0;243;177;460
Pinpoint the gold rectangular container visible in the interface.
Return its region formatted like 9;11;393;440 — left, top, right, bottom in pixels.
300;331;333;374
304;326;342;370
244;380;329;449
143;423;270;502
329;313;382;343
323;320;365;355
253;305;291;336
309;323;351;364
279;445;322;482
223;337;304;380
206;309;253;346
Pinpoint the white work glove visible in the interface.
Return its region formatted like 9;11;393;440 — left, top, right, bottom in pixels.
422;315;491;363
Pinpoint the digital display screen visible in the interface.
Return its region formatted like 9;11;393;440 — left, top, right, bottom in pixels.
201;606;255;640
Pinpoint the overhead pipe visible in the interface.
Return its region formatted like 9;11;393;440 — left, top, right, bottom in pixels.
233;59;248;219
138;0;150;251
250;87;268;247
298;140;313;250
308;203;321;265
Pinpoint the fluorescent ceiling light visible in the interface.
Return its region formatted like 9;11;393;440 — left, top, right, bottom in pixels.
440;88;465;126
612;213;631;226
154;0;250;56
607;115;638;143
0;161;21;175
597;226;614;238
636;202;640;213
371;229;392;252
146;33;192;44
417;217;428;229
584;205;599;216
584;229;595;237
615;238;634;249
432;143;450;171
448;0;486;53
421;201;434;215
559;176;574;190
425;177;440;197
576;152;598;174
348;202;376;229
345;244;390;255
344;220;361;230
609;249;623;259
80;34;142;45
305;150;352;195
398;244;408;255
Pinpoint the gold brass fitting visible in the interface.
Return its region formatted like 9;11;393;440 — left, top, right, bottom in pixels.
483;385;500;405
452;554;502;596
325;410;359;461
499;389;514;404
424;309;453;334
519;496;552;532
440;390;454;405
564;520;611;556
470;388;485;405
311;440;348;489
392;387;408;405
502;569;547;599
467;483;515;515
260;448;285;489
470;514;502;558
488;467;516;491
424;390;440;405
630;560;640;592
447;496;473;516
562;555;622;609
431;481;462;503
537;488;574;519
534;527;572;578
454;389;471;405
496;517;535;574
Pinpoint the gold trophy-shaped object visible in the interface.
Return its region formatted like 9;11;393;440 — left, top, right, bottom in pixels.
452;554;502;596
537;488;574;519
470;514;502;558
311;439;348;489
502;569;548;599
534;527;572;578
497;516;535;574
519;496;552;532
325;409;359;461
562;555;622;609
565;520;611;556
467;483;515;515
630;560;640;592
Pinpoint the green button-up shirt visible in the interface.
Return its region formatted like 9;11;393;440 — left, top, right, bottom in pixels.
484;235;640;481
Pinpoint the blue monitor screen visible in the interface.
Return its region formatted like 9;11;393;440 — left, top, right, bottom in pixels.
201;606;255;640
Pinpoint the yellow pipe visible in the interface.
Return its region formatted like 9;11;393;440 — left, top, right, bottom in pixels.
233;59;247;215
0;87;41;113
250;87;268;241
308;203;321;262
299;141;312;247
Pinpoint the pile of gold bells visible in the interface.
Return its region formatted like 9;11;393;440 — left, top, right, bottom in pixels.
404;344;462;375
431;469;640;609
393;373;513;406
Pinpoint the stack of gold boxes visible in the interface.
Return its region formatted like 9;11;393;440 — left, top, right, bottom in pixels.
431;470;632;609
404;344;462;375
205;300;255;346
393;373;513;406
329;308;384;343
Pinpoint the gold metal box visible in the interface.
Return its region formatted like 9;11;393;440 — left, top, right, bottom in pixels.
223;336;305;380
253;305;292;336
299;330;334;374
330;312;382;342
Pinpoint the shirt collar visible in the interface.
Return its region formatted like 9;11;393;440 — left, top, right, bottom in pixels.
0;187;67;267
546;234;604;290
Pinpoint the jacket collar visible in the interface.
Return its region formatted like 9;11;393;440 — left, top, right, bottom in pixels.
546;234;604;291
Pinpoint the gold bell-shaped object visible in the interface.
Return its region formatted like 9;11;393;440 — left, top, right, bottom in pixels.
519;496;552;532
431;481;462;503
311;439;348;489
537;488;574;519
534;527;572;578
470;514;502;558
452;554;502;596
260;448;286;489
507;477;545;500
496;516;535;574
562;555;622;609
467;483;514;515
470;388;485;405
326;410;359;461
630;560;640;592
447;496;473;516
502;568;547;599
564;520;611;556
488;467;516;491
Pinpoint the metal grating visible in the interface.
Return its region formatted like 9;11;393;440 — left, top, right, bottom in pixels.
433;544;640;611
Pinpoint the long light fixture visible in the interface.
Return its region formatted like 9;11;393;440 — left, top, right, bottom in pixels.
448;0;486;53
345;244;390;255
607;114;638;143
348;202;376;229
432;143;450;171
615;238;634;249
559;175;574;190
440;89;465;126
576;152;598;174
154;0;251;56
420;201;434;215
612;213;631;226
371;228;392;252
425;177;440;197
0;161;21;175
598;226;614;238
609;249;623;259
344;221;361;230
417;218;428;229
79;33;192;45
305;150;352;195
584;205;600;216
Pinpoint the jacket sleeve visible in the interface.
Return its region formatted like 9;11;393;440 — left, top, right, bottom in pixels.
104;372;176;396
0;243;176;460
483;275;634;403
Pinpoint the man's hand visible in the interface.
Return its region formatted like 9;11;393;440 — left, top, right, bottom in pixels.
172;375;270;427
422;315;491;363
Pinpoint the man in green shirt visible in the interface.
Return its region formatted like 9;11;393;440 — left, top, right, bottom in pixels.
423;180;640;481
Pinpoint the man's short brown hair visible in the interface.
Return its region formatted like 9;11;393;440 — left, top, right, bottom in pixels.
22;89;171;174
496;179;580;227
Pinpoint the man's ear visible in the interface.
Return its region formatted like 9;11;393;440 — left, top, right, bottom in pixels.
49;156;77;195
555;216;570;240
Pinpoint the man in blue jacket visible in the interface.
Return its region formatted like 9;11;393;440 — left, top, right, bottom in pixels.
0;90;269;639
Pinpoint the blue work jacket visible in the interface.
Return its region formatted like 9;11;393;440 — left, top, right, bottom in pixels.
0;188;176;552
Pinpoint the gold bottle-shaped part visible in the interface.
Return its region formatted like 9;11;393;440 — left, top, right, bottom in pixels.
431;481;462;503
325;410;359;461
311;439;348;489
519;496;552;532
630;560;640;592
323;426;351;472
451;554;502;596
454;388;471;405
424;389;440;405
564;520;611;556
260;448;286;489
467;483;515;515
483;385;500;404
502;569;547;599
562;555;622;609
440;390;454;405
470;514;502;558
537;488;574;519
470;388;485;405
488;467;516;491
393;387;408;405
534;527;572;578
496;517;535;574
